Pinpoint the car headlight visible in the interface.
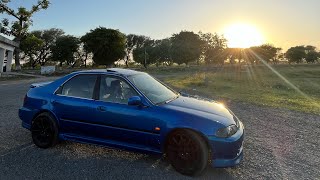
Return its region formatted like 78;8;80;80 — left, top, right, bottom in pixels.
215;124;238;138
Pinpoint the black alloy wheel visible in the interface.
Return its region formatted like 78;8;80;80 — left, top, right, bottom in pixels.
166;129;209;176
31;112;59;148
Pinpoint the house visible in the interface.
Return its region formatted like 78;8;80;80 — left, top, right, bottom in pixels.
0;35;19;74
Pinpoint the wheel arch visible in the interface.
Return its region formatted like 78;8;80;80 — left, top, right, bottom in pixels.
32;109;59;126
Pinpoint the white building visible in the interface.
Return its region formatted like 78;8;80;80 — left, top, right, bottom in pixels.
0;35;19;74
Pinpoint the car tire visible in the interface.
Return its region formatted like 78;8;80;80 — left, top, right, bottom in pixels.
166;129;209;176
31;112;59;148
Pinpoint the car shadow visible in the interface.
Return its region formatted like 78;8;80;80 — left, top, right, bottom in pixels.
0;140;237;179
55;141;238;179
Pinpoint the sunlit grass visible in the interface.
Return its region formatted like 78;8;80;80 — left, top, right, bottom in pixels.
148;64;320;114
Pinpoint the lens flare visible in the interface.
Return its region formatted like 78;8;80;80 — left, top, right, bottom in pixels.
224;23;265;48
248;49;320;109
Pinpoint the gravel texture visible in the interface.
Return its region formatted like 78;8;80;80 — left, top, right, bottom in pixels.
0;77;319;179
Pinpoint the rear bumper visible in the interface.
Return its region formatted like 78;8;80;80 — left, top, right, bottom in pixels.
19;107;36;130
208;121;244;168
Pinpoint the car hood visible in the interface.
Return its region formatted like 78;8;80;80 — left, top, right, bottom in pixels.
162;96;236;125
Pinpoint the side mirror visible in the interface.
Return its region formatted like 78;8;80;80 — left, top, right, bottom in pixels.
128;96;143;106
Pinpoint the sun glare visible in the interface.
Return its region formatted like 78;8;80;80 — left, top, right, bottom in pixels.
224;23;264;48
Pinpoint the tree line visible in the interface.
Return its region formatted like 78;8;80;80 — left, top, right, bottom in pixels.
8;27;320;69
7;27;320;68
1;0;319;70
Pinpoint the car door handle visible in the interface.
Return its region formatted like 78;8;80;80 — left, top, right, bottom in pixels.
97;106;107;112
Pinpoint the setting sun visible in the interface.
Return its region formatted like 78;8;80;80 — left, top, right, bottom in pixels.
224;23;265;48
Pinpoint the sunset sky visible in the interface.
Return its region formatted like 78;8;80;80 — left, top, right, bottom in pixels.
3;0;320;50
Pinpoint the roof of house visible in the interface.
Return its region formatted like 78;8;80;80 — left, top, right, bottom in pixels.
0;35;19;47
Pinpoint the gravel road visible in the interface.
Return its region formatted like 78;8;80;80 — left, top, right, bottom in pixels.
0;77;319;179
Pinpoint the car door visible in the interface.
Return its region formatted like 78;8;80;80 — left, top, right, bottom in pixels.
91;75;162;151
53;74;99;137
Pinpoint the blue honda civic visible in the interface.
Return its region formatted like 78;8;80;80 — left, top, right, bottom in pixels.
19;68;244;176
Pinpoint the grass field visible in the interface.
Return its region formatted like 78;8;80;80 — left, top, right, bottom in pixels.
146;64;320;115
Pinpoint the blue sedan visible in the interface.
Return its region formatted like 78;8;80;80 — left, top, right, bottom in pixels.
19;68;244;176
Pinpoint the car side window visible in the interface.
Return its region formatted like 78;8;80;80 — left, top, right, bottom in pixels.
99;76;138;104
58;74;97;99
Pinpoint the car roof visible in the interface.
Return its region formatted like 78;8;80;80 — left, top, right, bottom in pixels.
75;68;142;76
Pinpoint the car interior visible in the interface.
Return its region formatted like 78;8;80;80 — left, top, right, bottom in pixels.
99;77;137;104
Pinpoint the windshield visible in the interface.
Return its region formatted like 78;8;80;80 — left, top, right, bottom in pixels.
128;73;178;104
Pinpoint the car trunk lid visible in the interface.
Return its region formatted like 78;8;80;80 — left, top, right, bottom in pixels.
30;81;53;88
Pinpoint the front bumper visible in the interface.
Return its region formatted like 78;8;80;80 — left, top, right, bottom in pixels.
208;121;244;168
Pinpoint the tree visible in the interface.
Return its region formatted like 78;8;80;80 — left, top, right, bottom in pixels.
249;44;280;64
149;38;172;66
19;34;44;68
0;0;50;70
285;46;307;63
74;43;92;67
305;45;316;52
305;46;319;63
203;48;227;65
225;48;244;64
81;27;126;67
125;34;149;67
305;51;319;63
132;39;155;68
199;32;227;65
285;45;320;64
20;28;64;66
171;31;203;65
51;35;80;67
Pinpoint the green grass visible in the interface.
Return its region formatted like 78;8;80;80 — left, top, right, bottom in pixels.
146;64;320;115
